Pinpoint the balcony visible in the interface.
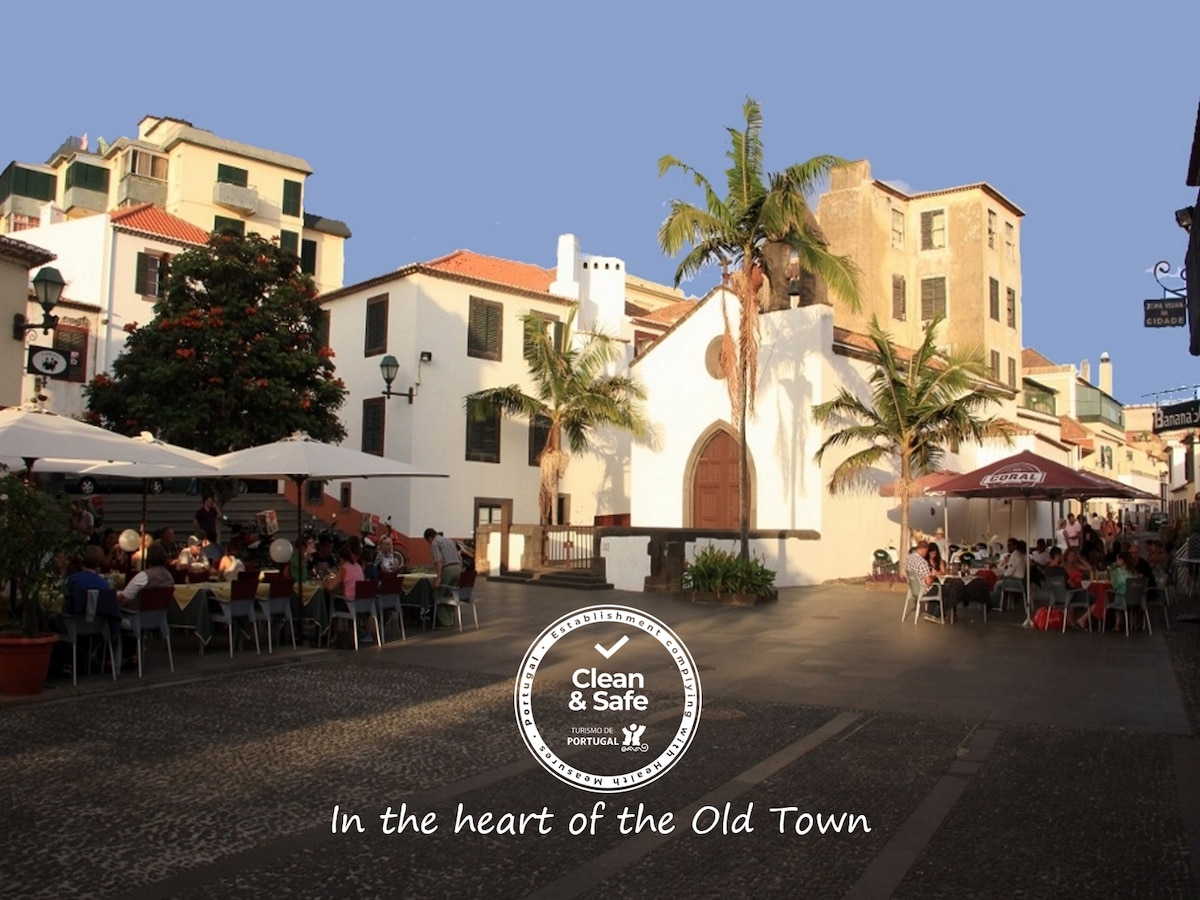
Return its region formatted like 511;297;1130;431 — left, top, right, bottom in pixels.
63;184;108;215
117;172;167;208
212;180;258;215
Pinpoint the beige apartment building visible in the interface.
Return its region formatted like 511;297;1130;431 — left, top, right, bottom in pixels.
0;116;349;292
816;160;1024;389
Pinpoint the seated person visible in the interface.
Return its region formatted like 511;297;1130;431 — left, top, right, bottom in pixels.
324;544;364;600
1029;539;1051;566
1077;550;1130;630
1126;542;1156;590
178;536;211;573
1062;548;1093;589
156;526;179;561
926;543;947;577
990;537;1028;608
310;536;338;577
290;537;314;584
119;543;176;606
65;545;112;607
217;536;247;582
905;540;950;617
99;529;127;573
375;536;407;576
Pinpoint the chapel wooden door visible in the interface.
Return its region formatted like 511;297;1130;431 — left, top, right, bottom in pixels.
692;429;739;529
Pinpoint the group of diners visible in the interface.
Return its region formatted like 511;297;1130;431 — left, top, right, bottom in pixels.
906;525;1169;630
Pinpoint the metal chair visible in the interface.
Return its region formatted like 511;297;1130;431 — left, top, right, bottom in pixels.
209;579;261;656
58;588;119;685
257;578;297;653
121;585;176;678
330;581;381;650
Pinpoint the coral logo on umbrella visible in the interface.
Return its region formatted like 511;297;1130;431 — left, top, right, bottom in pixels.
980;463;1045;488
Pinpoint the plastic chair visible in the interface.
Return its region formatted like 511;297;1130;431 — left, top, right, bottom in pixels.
434;585;479;632
257;578;297;653
376;575;410;642
121;585;176;677
209;579;260;656
330;581;381;650
1146;565;1173;632
1106;576;1150;637
995;577;1025;612
904;571;946;625
58;588;119;685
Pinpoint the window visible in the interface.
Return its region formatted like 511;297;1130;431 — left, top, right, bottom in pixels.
1021;383;1057;416
313;309;331;349
361;397;385;457
340;482;352;510
216;164;248;187
523;312;562;359
468;297;503;360
135;251;169;297
123;149;167;181
890;209;905;249
364;294;388;356
300;239;317;275
213;215;244;236
989;350;1001;381
53;322;88;383
305;480;325;505
1007;357;1017;389
920;210;945;250
989;278;1000;321
465;396;501;463
282;179;302;217
891;275;906;321
1005;222;1015;261
0;164;56;203
529;413;551;466
279;230;299;255
919;277;946;321
1006;287;1016;328
65;161;109;193
987;209;997;249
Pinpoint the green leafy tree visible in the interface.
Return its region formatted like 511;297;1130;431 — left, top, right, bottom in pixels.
0;473;81;636
469;310;649;525
812;316;1013;554
658;97;861;559
84;231;347;455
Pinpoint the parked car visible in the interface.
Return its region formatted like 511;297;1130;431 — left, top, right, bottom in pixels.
64;473;170;495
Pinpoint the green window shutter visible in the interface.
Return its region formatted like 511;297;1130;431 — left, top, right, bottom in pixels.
279;230;299;255
217;164;248;187
53;324;89;384
364;295;388;356
301;239;317;275
891;275;906;321
529;414;551;467
135;252;153;295
214;215;245;236
282;179;302;217
361;398;386;456
465;397;501;463
989;278;1000;320
468;298;503;360
920;212;933;250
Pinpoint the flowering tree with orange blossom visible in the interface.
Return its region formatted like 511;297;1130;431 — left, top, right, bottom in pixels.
84;230;347;456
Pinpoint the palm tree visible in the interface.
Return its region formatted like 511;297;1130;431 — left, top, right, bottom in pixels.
469;310;649;526
812;315;1014;554
658;97;861;559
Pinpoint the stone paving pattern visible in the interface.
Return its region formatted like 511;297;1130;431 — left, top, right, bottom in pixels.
3;582;1200;898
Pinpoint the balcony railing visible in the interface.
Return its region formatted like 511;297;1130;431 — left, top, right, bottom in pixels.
212;180;258;215
118;172;167;208
541;526;595;569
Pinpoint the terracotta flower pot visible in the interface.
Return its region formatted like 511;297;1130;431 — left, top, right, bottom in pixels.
0;634;57;696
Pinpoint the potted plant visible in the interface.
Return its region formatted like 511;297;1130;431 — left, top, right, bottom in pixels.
0;473;80;695
677;544;778;606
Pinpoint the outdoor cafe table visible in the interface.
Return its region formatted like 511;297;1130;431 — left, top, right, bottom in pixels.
168;581;271;644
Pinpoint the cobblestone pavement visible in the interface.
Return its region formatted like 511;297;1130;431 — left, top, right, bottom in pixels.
4;583;1200;898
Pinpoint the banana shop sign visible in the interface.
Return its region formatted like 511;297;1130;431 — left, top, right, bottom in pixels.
1153;399;1200;433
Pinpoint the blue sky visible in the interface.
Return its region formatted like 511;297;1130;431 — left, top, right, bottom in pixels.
6;1;1199;404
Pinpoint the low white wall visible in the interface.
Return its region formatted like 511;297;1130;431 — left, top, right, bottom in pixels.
598;534;650;592
684;537;820;588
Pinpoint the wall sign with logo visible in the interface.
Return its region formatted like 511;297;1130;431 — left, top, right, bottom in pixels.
1153;399;1200;433
25;345;70;378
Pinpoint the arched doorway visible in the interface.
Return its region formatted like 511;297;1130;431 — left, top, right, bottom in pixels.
691;428;739;529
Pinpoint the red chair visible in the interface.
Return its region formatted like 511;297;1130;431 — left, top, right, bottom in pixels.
330;580;381;650
210;578;260;656
258;579;297;653
122;585;176;678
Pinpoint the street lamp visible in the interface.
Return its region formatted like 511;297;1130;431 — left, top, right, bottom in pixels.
379;354;414;403
13;266;65;340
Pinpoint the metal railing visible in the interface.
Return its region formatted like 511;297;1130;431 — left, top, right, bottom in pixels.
541;526;595;569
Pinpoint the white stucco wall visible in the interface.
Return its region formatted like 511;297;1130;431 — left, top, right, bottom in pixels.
599;534;650;592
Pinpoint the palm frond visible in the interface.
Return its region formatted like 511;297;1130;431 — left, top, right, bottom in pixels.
827;445;891;494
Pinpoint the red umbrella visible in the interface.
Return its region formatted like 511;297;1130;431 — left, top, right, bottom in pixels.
935;450;1122;500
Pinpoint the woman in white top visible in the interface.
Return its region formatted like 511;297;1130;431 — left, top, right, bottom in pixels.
218;536;246;582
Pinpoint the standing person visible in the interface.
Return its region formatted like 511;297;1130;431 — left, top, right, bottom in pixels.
1064;513;1083;550
424;528;462;592
1101;512;1119;552
1056;517;1069;550
193;495;221;546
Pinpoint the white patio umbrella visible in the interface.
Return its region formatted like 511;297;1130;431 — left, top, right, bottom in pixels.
210;432;447;602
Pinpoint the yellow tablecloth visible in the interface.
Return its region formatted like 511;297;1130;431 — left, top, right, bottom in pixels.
173;581;270;609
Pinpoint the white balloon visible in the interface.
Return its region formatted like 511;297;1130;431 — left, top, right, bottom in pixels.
119;529;141;553
269;538;294;564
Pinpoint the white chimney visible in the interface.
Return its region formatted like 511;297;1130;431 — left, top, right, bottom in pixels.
1099;352;1112;396
1080;358;1090;384
549;234;580;300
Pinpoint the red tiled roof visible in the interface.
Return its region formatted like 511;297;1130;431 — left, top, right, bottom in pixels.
833;326;915;361
1022;347;1058;369
110;203;209;246
1059;415;1094;450
633;300;697;327
424;250;554;294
